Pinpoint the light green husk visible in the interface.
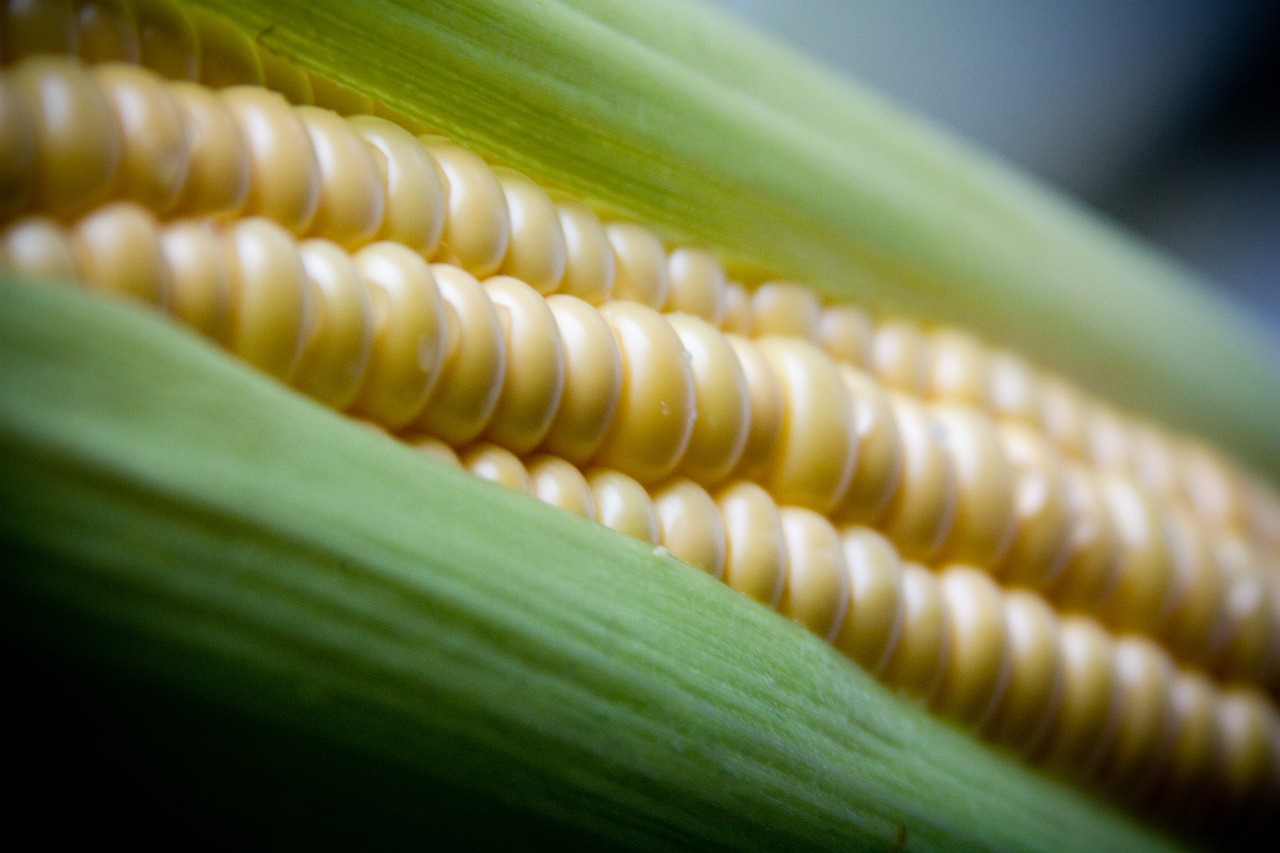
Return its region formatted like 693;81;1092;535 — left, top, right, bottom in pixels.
0;275;1177;849
192;0;1280;484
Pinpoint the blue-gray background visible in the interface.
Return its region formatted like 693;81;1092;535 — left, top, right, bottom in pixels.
708;1;1279;347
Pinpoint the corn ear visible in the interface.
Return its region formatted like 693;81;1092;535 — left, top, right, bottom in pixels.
3;0;1277;847
0;273;1177;849
190;0;1280;483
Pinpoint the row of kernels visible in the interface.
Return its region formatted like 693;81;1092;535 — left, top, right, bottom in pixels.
736;328;1278;689
869;322;1263;546
0;202;747;496
0;55;404;232
724;278;1273;554
9;201;1278;691
404;435;1280;822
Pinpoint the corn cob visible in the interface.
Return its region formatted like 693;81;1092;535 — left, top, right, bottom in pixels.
3;0;1280;848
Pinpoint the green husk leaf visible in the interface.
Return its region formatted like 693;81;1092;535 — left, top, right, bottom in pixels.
0;276;1179;849
192;0;1280;484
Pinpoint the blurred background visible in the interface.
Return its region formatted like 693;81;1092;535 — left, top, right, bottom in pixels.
706;0;1280;348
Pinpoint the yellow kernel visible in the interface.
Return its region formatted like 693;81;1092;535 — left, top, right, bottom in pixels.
526;453;595;519
983;589;1062;752
987;350;1043;427
932;404;1018;567
75;0;137;63
0;216;77;281
158;218;229;342
166;79;248;217
1035;616;1118;771
833;526;903;674
1212;535;1274;684
1100;637;1174;791
1180;442;1247;531
131;0;197;81
462;442;531;494
1157;673;1222;809
0;72;36;219
592;300;694;484
1216;689;1277;815
349;241;446;428
481;275;565;454
1129;422;1180;497
90;62;189;213
664;247;725;325
817;304;873;369
1084;404;1132;471
540;293;621;463
554;199;614;304
871;320;929;395
724;334;781;480
927;329;990;408
415;264;505;445
587;467;658;544
1040;376;1089;459
349;115;445;258
1097;474;1174;636
715;480;786;608
3;0;77;61
606;221;668;308
1047;465;1121;614
424;138;509;277
187;5;262;88
255;46;313;105
654;478;725;578
996;423;1073;590
778;507;849;642
668;313;749;486
12;56;119;218
750;281;820;339
720;281;751;334
296;105;384;249
221;85;318;234
932;565;1011;728
70;201;167;305
877;393;956;562
836;366;902;523
1160;507;1226;666
880;562;950;700
495;167;566;294
221;217;310;380
756;336;858;514
292;238;373;410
